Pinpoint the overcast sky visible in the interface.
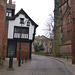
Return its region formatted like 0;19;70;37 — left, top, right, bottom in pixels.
12;0;54;36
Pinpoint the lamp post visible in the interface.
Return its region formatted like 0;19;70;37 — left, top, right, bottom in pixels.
18;18;30;66
18;18;24;66
18;39;21;66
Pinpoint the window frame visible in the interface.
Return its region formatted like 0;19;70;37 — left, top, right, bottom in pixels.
67;16;72;40
6;12;12;19
13;26;29;39
20;18;24;24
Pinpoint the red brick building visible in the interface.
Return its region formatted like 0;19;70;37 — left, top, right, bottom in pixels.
0;0;15;60
59;0;72;54
0;0;15;68
0;0;7;68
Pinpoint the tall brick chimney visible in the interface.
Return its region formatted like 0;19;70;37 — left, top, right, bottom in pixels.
9;0;12;4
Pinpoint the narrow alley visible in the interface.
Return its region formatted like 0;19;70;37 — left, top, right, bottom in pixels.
0;54;73;75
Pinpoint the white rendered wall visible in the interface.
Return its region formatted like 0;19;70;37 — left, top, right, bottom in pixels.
8;14;34;40
29;23;34;39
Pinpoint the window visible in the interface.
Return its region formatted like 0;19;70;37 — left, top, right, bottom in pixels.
6;12;12;19
37;42;39;46
41;42;43;46
9;13;12;17
6;13;8;16
67;17;72;40
67;18;69;31
14;26;29;39
27;21;30;26
61;32;63;38
60;10;62;19
67;31;71;40
50;43;52;48
20;18;24;24
45;42;48;46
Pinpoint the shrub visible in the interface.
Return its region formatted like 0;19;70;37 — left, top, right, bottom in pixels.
39;44;45;51
34;43;39;52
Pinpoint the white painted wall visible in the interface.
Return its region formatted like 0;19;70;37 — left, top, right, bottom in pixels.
8;14;35;40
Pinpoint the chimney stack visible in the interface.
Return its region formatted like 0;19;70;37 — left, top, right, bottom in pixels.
9;0;12;4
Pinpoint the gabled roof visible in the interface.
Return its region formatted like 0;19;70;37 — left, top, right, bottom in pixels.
10;9;38;27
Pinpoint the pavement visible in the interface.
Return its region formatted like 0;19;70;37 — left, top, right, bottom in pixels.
0;54;75;75
0;58;34;75
51;57;75;75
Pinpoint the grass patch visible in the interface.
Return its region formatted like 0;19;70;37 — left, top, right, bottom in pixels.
33;52;53;57
33;52;72;60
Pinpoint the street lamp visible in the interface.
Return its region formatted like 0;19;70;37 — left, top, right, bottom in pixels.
18;18;24;66
18;18;30;66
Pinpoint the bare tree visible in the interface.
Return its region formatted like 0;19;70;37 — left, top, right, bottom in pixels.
43;13;54;54
43;13;54;39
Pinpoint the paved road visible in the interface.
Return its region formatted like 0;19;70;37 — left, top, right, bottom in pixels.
0;54;73;75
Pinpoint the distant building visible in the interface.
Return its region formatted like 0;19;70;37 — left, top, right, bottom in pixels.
32;35;52;53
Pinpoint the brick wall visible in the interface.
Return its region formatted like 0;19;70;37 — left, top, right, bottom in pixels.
17;42;30;60
60;44;72;54
3;21;9;58
0;0;7;68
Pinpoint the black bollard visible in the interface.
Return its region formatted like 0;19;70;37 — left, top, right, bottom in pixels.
18;56;21;66
25;56;27;62
22;56;24;64
9;57;13;68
